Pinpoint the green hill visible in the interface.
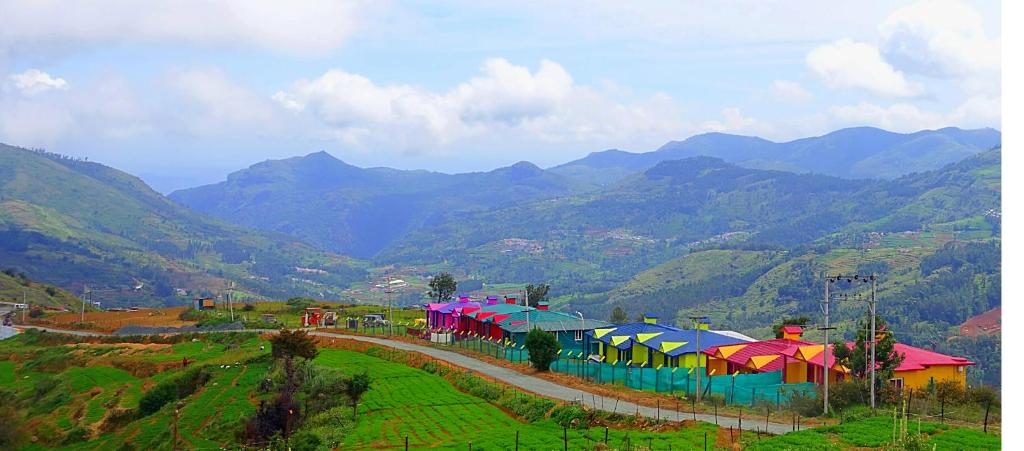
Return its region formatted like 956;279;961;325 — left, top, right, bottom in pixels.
169;152;592;258
0;269;84;311
0;144;367;307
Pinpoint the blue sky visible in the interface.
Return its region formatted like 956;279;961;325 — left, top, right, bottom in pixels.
0;1;1001;192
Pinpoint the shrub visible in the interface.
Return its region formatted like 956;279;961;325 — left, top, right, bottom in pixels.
28;308;45;318
241;304;256;312
525;328;559;371
789;389;823;417
935;380;965;404
61;427;89;445
287;431;322;451
499;394;555;422
550;404;591;429
828;380;867;411
138;366;211;416
966;385;999;406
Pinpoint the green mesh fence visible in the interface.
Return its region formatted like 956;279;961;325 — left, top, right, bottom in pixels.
549;358;817;406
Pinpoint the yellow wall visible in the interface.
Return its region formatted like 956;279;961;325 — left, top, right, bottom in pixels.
632;344;650;366
706;357;728;376
897;365;968;390
784;361;807;384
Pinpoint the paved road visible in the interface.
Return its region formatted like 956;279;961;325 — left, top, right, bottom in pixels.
313;332;796;435
9;325;797;434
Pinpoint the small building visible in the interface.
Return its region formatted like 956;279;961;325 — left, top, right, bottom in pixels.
883;343;975;390
193;297;215;310
425;296;481;330
703;326;846;384
495;310;610;354
588;315;752;369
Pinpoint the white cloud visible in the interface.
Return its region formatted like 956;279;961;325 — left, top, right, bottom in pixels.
879;0;1000;79
807;39;924;98
769;80;813;103
166;69;279;135
272;58;690;155
8;69;68;94
0;0;364;55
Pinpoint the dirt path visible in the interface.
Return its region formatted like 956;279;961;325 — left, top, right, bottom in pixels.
312;331;797;435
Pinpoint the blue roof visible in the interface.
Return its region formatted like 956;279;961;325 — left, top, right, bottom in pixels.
587;322;682;350
641;329;749;356
588;322;748;356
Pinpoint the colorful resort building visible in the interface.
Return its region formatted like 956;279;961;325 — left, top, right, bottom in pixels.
702;326;975;390
425;295;611;354
586;314;755;369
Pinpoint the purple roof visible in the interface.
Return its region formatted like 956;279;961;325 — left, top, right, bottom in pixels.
437;301;482;314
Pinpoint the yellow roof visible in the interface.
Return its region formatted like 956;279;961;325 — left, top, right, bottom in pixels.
717;344;747;359
593;328;617;339
659;341;688;353
797;345;823;360
636;332;663;343
749;355;781;370
610;335;631;346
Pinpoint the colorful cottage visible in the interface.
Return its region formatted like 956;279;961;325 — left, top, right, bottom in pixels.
588;315;753;368
703;326;847;384
495;310;610;354
425;296;482;330
876;343;974;390
460;303;533;339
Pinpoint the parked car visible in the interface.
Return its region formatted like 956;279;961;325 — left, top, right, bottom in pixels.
362;314;390;327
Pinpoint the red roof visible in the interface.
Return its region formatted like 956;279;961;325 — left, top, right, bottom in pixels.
781;325;803;334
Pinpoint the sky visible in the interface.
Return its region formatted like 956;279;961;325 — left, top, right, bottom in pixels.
0;0;1002;192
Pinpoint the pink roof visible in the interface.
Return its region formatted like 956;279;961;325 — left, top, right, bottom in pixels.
889;343;975;371
705;338;813;372
781;325;803;334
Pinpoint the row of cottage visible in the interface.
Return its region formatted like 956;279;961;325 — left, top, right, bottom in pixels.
425;296;974;390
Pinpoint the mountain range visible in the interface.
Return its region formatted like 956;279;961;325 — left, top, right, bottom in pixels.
550;126;1000;184
0;144;366;307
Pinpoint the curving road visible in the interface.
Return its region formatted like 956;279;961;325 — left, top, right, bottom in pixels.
312;332;796;435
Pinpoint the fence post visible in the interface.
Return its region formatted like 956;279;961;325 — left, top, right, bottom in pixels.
563;427;568;451
704;432;707;451
604;427;609;443
940;395;945;423
739;407;743;430
714;399;718;425
765;406;770;430
984;399;991;433
657;400;660;421
405;436;409;451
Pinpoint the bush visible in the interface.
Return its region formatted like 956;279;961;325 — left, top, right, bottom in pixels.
499;394;555;422
287;431;322;451
966;385;999;406
28;308;45;318
138;366;211;416
241;304;255;311
789;390;823;417
550;404;591;429
935;380;965;404
525;328;559;371
828;381;867;411
61;427;89;445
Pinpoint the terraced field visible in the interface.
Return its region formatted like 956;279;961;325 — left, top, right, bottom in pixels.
315;348;728;450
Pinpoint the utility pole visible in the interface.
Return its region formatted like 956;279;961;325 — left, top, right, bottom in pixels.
869;273;877;410
227;281;235;322
524;289;530;331
385;274;394;336
821;276;834;416
688;316;707;402
81;284;89;323
22;288;27;323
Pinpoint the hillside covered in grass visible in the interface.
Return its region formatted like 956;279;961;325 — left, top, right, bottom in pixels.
0;144;369;307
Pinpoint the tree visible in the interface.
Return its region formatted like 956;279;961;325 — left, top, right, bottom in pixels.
525;328;560;371
342;372;373;417
609;307;628;324
270;330;319;394
525;283;550;307
832;315;904;391
428;273;458;303
772;316;810;338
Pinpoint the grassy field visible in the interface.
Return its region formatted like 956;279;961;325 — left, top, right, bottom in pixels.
744;414;1000;450
314;347;730;450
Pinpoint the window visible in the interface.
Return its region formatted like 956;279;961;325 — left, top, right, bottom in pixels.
889;378;904;390
574;330;584;341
